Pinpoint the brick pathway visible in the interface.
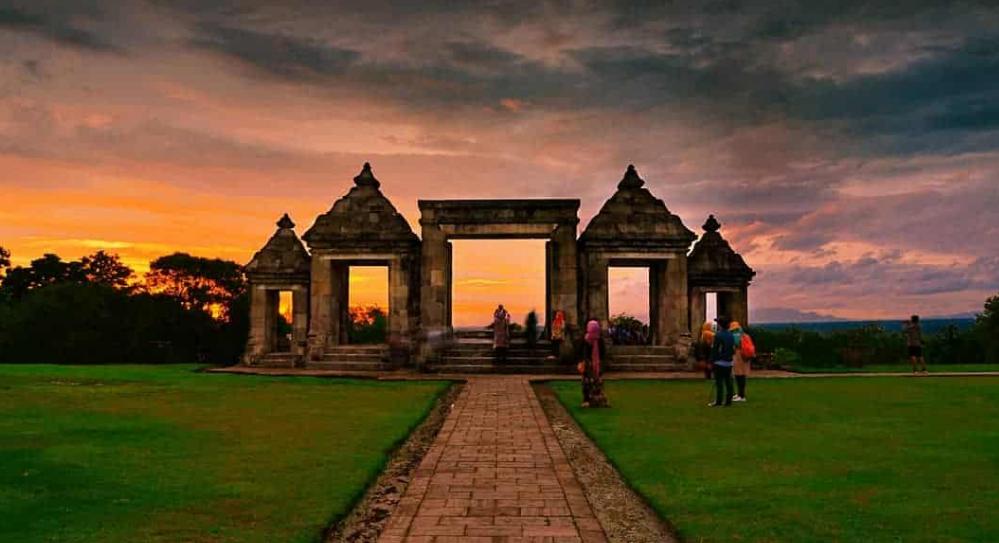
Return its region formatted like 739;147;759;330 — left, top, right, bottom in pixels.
378;376;607;543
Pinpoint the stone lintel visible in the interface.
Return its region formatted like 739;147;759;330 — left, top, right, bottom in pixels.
690;285;741;293
688;274;753;288
252;283;308;291
319;253;401;263
439;223;560;239
246;272;310;285
418;199;580;227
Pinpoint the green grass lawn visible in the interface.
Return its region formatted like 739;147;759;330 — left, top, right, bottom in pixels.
0;365;449;543
788;363;999;373
549;377;999;543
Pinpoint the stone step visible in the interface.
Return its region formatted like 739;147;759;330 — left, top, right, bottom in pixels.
253;353;298;368
441;356;554;365
445;347;553;357
307;361;397;371
325;344;389;354
605;363;690;372
609;346;675;354
426;363;573;374
320;353;387;362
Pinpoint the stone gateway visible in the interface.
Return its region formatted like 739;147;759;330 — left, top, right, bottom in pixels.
243;163;754;372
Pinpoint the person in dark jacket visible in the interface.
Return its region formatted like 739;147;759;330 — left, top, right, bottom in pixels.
709;315;736;407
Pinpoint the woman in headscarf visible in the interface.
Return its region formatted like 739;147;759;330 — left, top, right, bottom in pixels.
696;321;715;380
492;304;511;363
580;319;609;407
549;310;566;360
729;320;750;402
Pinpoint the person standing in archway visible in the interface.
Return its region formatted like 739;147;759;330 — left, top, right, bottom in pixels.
549;310;566;360
493;304;511;363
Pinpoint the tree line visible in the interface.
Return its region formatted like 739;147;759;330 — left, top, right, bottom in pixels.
0;247;247;365
749;297;999;369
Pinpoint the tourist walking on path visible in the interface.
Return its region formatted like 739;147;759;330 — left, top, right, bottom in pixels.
696;321;715;379
549;309;566;359
730;321;751;402
710;316;735;407
492;304;510;363
904;315;927;374
580;319;609;407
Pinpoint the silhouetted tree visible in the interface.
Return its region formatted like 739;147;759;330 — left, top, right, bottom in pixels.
348;305;387;344
81;250;134;289
0;253;86;300
0;246;10;277
145;252;246;321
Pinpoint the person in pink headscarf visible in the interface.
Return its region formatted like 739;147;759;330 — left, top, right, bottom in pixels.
580;319;609;408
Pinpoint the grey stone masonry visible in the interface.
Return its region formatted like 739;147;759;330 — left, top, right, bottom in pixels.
242;163;755;370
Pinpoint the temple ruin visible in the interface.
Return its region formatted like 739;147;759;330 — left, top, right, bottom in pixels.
243;163;755;372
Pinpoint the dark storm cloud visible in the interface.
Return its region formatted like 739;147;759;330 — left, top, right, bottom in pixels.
0;3;119;52
786;37;999;153
192;23;361;80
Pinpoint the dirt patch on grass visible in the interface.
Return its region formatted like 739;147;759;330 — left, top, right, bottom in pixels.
324;381;463;542
534;383;679;543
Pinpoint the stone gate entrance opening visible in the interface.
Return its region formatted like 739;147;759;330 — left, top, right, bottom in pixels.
608;266;652;345
450;239;547;328
418;199;580;339
346;265;389;344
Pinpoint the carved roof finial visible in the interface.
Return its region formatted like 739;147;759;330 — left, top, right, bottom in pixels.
276;213;295;229
618;164;645;190
703;214;721;233
353;161;380;188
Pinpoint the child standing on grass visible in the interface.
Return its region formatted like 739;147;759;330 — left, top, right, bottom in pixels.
904;315;927;374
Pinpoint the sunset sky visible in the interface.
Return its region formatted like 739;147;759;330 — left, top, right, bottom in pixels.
2;1;998;323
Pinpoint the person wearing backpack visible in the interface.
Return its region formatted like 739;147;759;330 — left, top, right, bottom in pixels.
729;321;755;402
709;316;736;407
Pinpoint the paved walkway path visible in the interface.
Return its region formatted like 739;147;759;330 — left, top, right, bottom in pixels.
378;376;607;543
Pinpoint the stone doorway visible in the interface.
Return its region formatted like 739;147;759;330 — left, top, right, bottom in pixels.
449;239;547;330
418;199;580;339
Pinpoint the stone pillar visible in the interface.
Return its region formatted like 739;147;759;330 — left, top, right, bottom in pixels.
420;222;449;335
649;265;660;343
689;287;706;335
388;256;413;363
730;286;749;327
545;241;553;335
308;258;332;358
245;285;269;363
653;256;688;345
292;286;309;359
445;241;453;330
583;253;609;329
407;253;421;350
264;289;279;353
551;223;579;330
332;261;349;346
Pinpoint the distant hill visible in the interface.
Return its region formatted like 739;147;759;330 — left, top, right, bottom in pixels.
751;307;848;323
754;318;976;334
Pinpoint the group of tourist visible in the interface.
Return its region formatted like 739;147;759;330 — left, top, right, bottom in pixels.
491;305;608;408
696;316;755;407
